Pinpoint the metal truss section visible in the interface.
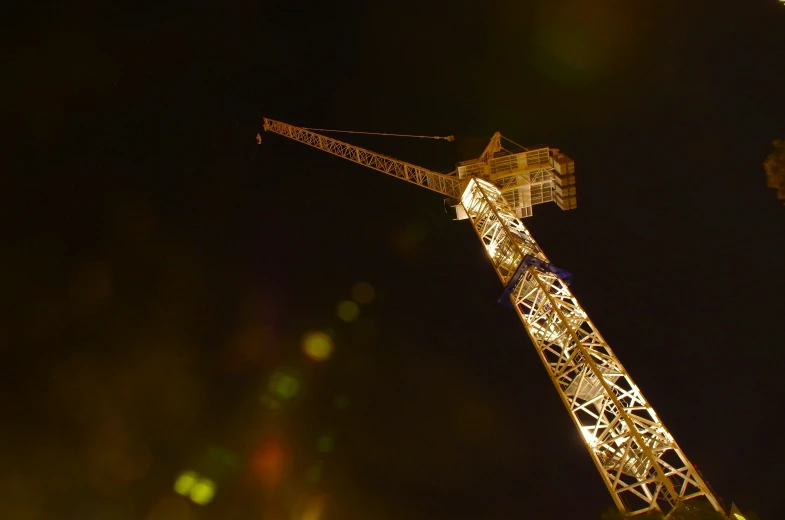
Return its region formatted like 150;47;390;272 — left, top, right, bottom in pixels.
460;178;722;516
263;118;463;198
461;178;546;285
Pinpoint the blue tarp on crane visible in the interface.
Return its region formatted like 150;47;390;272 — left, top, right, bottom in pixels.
498;254;573;306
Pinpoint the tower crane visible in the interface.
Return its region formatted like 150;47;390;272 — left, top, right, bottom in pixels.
261;118;726;518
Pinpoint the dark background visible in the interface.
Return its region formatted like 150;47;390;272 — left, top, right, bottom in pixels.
2;1;784;519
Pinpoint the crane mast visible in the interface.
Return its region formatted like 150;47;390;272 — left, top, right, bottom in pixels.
262;119;724;517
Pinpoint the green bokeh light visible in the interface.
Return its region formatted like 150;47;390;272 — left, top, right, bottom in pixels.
336;300;360;322
269;371;300;400
316;435;334;454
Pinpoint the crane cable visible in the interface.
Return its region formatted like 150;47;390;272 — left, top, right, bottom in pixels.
501;134;531;151
301;127;454;142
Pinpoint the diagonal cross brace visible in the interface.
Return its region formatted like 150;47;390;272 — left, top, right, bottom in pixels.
499;254;573;305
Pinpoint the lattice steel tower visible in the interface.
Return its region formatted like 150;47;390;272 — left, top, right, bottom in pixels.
261;118;725;517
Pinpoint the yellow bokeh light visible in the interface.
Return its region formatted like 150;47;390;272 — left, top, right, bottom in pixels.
336;300;360;322
302;332;334;361
174;470;198;496
189;478;216;505
301;493;327;520
351;282;375;305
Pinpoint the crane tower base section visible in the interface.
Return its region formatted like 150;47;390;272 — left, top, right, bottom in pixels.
460;177;722;517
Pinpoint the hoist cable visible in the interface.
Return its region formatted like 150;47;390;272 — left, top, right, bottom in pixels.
500;134;530;151
302;127;454;141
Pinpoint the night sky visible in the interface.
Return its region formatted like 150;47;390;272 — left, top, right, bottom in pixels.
3;1;785;519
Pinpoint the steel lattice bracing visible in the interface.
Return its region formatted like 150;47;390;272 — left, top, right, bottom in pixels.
262;120;725;517
263;118;463;198
461;178;721;516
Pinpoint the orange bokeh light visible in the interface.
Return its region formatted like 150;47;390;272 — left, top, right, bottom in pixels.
251;441;287;487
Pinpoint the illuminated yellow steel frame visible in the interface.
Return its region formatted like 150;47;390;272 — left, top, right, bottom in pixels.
462;178;721;515
262;119;724;517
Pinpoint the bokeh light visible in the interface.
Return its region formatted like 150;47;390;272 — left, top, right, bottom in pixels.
336;300;360;322
351;281;375;304
316;435;334;454
252;440;288;487
189;478;216;505
269;370;300;400
301;493;328;520
302;331;334;362
174;470;198;496
174;471;216;506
